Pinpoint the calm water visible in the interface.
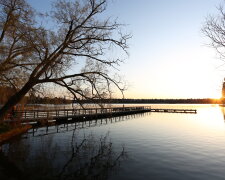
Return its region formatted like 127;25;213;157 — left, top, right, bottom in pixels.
1;104;225;179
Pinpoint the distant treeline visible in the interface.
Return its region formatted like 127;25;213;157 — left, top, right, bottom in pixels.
28;96;72;104
77;98;222;104
0;86;222;105
27;97;222;104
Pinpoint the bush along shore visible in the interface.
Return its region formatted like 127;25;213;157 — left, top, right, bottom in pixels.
0;124;32;145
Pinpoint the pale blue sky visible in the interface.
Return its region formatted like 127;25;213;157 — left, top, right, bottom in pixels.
28;0;224;98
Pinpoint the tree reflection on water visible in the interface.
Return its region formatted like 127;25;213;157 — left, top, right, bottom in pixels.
0;130;127;180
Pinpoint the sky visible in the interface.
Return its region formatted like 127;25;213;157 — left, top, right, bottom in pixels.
28;0;224;99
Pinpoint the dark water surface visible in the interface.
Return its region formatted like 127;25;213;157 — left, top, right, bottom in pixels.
1;104;225;180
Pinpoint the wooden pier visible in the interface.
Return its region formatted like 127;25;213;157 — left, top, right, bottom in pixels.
150;108;197;113
5;106;197;125
9;106;151;125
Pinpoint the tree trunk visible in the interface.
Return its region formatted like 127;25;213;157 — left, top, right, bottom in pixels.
0;81;35;122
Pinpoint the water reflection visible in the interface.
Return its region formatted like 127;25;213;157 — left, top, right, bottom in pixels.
25;112;149;138
3;105;225;180
0;113;149;179
0;130;127;180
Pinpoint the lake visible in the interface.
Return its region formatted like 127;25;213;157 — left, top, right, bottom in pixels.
1;104;225;180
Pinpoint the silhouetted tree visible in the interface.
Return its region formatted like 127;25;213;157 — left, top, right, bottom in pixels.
0;0;130;121
203;2;225;64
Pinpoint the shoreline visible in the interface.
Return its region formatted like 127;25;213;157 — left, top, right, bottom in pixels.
0;125;32;145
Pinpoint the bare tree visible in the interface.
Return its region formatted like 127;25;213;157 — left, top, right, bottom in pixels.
202;2;225;62
0;0;130;121
0;0;35;89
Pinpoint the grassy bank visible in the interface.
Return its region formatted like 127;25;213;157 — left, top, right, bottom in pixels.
0;124;32;145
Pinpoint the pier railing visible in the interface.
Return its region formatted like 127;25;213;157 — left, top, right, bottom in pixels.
6;106;197;125
13;106;151;121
